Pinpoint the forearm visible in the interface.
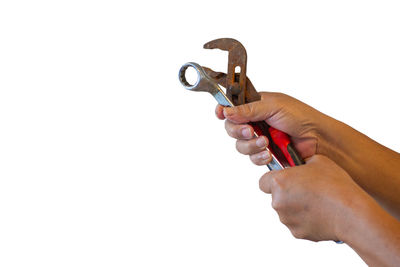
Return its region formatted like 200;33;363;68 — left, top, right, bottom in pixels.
317;115;400;218
338;192;400;266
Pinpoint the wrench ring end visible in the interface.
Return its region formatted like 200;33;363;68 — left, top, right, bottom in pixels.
178;62;201;91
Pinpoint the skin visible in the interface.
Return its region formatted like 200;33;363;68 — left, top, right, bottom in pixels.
216;92;400;266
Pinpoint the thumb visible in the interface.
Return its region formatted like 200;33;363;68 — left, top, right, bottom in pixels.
259;164;307;194
259;170;287;194
223;92;278;124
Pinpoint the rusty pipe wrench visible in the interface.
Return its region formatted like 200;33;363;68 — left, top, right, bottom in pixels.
202;38;304;169
179;62;284;171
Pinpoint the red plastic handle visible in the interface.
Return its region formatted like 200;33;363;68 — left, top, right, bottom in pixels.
268;127;296;167
251;122;303;168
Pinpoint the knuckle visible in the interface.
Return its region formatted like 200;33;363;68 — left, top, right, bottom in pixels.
270;175;286;194
278;214;290;226
258;177;264;190
266;92;284;101
250;155;258;165
235;140;247;154
235;140;241;152
313;154;323;161
263;136;269;147
240;103;253;117
270;176;281;189
291;229;307;239
271;198;282;211
215;105;224;119
274;92;289;101
250;154;265;166
270;191;285;211
224;121;235;137
309;154;328;166
273;172;289;188
277;92;288;98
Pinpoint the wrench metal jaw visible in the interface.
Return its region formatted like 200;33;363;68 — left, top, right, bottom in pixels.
204;38;248;105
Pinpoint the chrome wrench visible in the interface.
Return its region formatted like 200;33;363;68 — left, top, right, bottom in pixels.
178;62;284;171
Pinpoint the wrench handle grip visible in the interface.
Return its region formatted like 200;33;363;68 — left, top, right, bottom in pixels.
269;127;304;166
251;121;304;167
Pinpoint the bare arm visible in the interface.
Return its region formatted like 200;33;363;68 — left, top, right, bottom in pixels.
338;190;400;266
216;92;400;218
257;155;400;267
216;92;400;265
318;117;400;219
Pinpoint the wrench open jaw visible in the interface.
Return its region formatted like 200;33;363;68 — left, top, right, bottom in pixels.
203;38;260;105
202;67;261;103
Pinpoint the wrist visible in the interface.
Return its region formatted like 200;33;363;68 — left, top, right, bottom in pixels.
334;188;400;266
334;187;395;245
314;114;368;181
333;189;374;243
315;114;350;158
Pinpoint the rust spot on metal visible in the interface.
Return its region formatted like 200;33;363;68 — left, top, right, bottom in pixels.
203;38;261;105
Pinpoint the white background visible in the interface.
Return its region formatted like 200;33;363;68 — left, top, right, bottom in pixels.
1;0;399;266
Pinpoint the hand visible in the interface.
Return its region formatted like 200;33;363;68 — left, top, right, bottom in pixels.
215;91;400;265
216;91;400;221
216;92;330;165
259;155;366;242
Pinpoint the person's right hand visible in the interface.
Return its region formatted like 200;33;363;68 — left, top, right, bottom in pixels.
259;154;368;242
215;92;332;165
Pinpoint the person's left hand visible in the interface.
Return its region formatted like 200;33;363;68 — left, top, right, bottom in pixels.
259;154;368;242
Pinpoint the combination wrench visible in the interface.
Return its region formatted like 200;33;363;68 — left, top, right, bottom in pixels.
179;62;284;171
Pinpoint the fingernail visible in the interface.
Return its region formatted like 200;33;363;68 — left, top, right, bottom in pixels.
256;137;266;148
259;151;270;160
241;128;252;138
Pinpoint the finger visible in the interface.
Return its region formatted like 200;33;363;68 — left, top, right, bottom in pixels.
249;150;272;166
215;105;225;120
224;120;254;140
260;164;309;194
259;169;290;194
236;136;269;155
223;92;281;124
259;171;276;194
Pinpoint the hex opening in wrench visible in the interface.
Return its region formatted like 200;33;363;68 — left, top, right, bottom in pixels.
178;63;201;89
179;62;234;107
